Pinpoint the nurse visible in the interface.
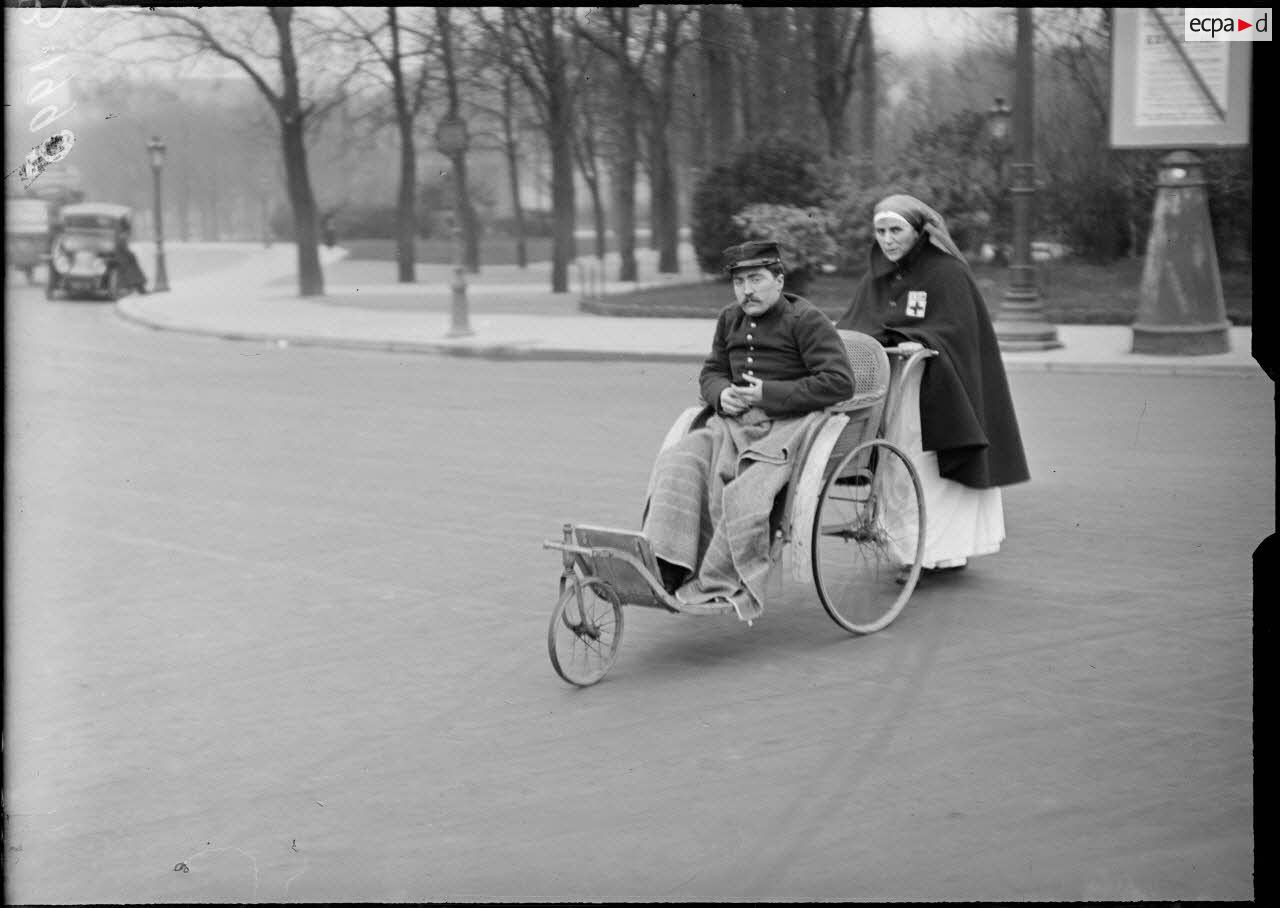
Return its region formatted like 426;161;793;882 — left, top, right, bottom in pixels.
836;194;1030;579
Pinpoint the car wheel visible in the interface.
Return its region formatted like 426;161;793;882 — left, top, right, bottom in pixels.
104;268;120;302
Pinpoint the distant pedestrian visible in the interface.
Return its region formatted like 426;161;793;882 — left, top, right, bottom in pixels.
836;193;1029;580
322;213;336;249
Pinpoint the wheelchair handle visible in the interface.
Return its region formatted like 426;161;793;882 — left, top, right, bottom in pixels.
882;344;938;358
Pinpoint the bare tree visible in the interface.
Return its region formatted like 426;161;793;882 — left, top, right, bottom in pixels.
330;8;434;283
435;7;482;273
571;46;610;263
859;11;877;180
812;7;871;159
745;7;783;114
699;6;736;163
474;8;584;293
109;7;356;296
577;5;694;275
573;7;641;281
466;16;533;268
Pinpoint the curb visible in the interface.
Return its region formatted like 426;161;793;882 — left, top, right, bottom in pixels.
114;304;707;363
116;303;1263;376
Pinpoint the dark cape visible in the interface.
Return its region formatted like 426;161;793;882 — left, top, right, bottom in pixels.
836;236;1030;490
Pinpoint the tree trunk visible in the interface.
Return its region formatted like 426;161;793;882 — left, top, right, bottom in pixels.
746;8;781;113
590;181;606;261
437;6;480;274
504;134;527;269
548;93;575;293
177;155;191;242
611;157;636;281
858;8;876;182
500;66;527;269
389;7;416;283
612;60;638;283
612;21;638;282
649;121;678;274
281;116;324;296
394;123;416;282
702;5;735;162
813;7;849;158
270;8;323;297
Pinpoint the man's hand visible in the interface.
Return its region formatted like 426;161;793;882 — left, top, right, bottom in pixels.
719;385;749;415
720;376;764;415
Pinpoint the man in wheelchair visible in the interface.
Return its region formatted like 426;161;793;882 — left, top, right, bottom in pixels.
642;240;855;619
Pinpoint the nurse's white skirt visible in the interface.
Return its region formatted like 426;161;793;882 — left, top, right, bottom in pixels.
878;364;1005;569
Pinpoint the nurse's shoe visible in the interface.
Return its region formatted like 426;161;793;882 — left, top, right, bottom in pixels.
897;559;968;585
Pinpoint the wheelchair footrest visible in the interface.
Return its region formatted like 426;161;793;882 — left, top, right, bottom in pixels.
567;524;668;607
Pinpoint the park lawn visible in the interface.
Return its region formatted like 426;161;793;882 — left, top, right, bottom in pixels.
341;234;611;266
600;257;1252;326
342;237;1250;326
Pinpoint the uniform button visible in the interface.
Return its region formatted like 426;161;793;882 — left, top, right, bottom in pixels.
746;356;753;363
750;322;757;328
746;334;753;341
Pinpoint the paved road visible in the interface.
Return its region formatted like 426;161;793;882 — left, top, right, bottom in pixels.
5;268;1264;902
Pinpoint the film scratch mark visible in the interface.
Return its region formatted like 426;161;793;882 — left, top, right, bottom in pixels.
19;129;76;188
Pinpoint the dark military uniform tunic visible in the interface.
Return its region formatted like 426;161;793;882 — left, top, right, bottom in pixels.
699;292;854;419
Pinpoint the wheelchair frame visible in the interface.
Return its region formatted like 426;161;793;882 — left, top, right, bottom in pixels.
543;332;937;686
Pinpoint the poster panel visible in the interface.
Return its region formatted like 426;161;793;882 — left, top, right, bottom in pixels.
1111;7;1251;147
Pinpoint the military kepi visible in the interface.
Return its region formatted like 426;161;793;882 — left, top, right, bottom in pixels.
722;239;784;274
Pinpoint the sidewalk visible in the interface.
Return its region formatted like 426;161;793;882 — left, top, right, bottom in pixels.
117;242;1262;377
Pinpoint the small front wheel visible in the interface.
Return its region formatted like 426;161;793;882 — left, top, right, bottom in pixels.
548;576;623;687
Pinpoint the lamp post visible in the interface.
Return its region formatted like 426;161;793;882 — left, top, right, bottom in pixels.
987;97;1011;183
991;9;1059;351
146;135;170;292
260;172;272;248
987;96;1012;265
435;114;472;337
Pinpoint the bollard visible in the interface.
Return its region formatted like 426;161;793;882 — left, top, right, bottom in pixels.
446;223;473;338
1131;150;1230;355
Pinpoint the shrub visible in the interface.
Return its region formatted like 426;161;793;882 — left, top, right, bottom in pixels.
1040;163;1131;262
492;208;555;238
733;204;837;296
332;204;400;240
690;135;827;275
821;110;1002;273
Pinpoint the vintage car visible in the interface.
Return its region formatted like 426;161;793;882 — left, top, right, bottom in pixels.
46;202;148;301
6;196;52;285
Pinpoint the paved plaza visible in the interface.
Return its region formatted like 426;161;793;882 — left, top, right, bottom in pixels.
5;245;1265;902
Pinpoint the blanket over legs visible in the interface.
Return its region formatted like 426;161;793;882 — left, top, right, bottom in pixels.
642;408;828;621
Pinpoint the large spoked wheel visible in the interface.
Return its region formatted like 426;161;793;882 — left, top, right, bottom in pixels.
548;575;624;687
811;439;926;634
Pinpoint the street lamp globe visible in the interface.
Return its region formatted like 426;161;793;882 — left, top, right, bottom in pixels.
147;135;166;170
987;96;1012;145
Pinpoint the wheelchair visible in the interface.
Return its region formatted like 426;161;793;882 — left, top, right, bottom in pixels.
543;331;937;686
